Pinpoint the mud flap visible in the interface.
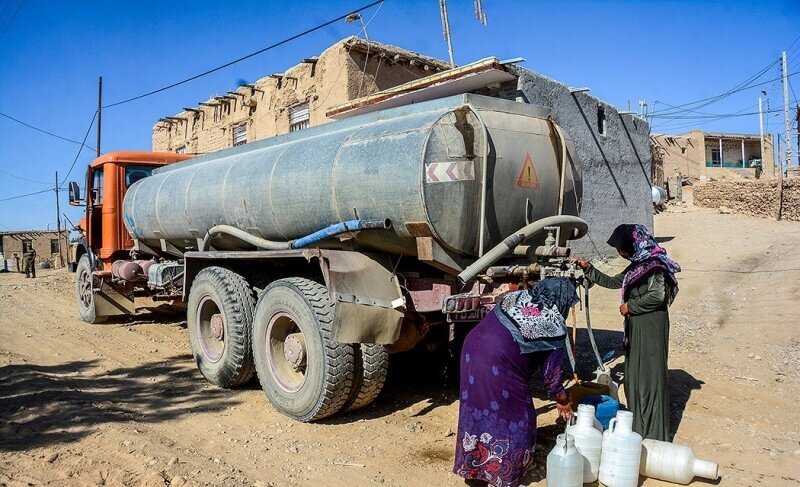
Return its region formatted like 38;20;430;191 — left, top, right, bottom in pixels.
93;278;135;317
319;250;405;345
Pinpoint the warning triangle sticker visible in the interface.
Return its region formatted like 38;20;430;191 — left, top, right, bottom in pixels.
516;152;540;189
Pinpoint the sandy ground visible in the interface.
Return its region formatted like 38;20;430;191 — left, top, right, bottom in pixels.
1;202;799;487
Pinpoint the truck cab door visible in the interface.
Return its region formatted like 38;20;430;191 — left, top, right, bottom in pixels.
87;166;104;257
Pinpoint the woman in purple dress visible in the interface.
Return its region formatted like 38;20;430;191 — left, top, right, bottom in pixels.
453;277;577;487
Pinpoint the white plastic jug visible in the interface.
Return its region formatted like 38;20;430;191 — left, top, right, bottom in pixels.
599;410;642;487
546;433;583;487
566;404;603;483
640;439;719;484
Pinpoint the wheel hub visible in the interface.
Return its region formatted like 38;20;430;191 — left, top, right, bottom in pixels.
284;333;306;371
210;313;224;341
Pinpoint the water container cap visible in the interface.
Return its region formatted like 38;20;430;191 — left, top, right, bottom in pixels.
577;404;596;415
617;410;633;421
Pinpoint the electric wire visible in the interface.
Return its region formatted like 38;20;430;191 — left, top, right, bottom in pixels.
0;111;97;151
0;187;52;202
0;0;24;40
650;59;780;118
103;0;384;109
0;169;50;185
60;110;98;185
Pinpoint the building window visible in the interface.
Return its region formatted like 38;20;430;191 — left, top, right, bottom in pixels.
232;124;247;146
51;239;60;254
22;239;32;253
289;102;310;132
597;105;606;136
176;145;187;154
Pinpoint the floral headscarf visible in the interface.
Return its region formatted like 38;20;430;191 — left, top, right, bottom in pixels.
607;224;680;302
495;277;579;354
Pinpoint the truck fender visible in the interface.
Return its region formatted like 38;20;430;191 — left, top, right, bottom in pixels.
318;250;405;345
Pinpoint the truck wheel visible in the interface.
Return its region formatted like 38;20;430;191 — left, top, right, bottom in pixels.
344;343;389;412
75;255;107;324
253;278;355;422
187;267;256;388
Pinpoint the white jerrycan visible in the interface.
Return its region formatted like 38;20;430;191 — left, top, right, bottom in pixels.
640;439;719;484
566;404;603;483
546;433;583;487
599;411;642;487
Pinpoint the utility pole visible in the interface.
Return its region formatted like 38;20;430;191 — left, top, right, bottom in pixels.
781;52;791;170
55;171;64;266
758;96;767;176
439;0;455;68
638;100;648;118
796;104;799;166
777;135;783;220
97;76;102;158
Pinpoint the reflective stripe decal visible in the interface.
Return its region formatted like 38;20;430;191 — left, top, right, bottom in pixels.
425;161;475;183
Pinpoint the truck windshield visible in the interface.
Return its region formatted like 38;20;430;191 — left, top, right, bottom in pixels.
125;166;153;187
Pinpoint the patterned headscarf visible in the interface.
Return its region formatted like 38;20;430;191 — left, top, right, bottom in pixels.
607;224;680;302
495;277;579;354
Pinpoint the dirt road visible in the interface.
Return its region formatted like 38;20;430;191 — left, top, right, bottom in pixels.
1;204;799;486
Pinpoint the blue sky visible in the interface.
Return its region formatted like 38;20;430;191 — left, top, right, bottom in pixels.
0;0;798;230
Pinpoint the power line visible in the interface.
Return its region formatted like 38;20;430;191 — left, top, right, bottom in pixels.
103;0;385;109
0;0;25;40
0;169;50;185
60;110;98;185
0;111;97;151
650;59;780;118
650;70;798;124
0;187;52;202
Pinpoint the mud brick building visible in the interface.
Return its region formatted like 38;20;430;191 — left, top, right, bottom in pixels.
0;230;68;271
152;37;449;154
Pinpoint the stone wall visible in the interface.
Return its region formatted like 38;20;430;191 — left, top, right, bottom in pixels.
693;178;800;221
505;69;654;258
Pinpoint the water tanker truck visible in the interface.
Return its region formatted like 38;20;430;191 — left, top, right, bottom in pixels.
68;94;587;421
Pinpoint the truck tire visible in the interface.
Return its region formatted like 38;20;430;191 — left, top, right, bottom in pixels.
253;278;355;422
187;267;255;388
75;255;107;324
344;343;389;412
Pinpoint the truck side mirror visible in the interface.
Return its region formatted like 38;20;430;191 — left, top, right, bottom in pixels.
68;182;83;206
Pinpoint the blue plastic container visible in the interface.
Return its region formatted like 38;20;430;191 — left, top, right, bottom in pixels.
579;395;620;430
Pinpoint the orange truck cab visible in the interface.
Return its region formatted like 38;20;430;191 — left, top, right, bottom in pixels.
68;152;193;320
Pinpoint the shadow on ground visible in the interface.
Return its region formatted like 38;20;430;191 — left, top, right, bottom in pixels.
0;355;241;452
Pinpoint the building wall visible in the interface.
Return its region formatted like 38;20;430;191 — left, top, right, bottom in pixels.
0;231;68;270
652;131;774;181
152;38;444;153
507;69;654;258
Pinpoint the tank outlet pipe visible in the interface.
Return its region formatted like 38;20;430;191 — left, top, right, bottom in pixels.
457;215;588;284
291;219;391;249
200;225;293;252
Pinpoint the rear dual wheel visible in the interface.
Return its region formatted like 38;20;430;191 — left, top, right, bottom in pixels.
253;278;390;422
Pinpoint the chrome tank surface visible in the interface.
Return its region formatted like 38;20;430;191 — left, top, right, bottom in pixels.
123;94;582;258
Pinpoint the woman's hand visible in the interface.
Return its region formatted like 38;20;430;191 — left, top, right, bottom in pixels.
570;258;590;270
555;392;573;421
619;302;629;316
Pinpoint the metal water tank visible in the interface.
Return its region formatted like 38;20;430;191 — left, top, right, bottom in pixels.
123;94;582;258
